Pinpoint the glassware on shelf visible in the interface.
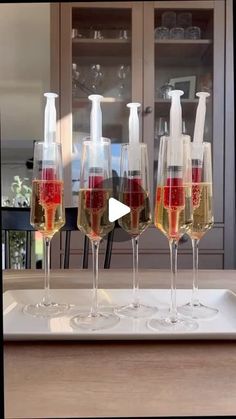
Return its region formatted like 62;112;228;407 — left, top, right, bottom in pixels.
154;117;169;140
23;142;68;318
176;12;192;28
185;26;201;39
198;73;213;94
159;82;174;99
154;26;169;40
89;64;104;93
116;143;157;318
72;28;84;39
92;29;104;40
161;11;176;28
117;64;130;98
169;27;185;40
70;137;119;331
117;64;130;80
72;62;77;72
118;29;129;40
72;63;81;97
148;136;198;332
72;64;96;96
178;142;218;319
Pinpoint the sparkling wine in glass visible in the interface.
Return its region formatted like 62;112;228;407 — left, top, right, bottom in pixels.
178;141;218;319
148;136;198;331
23;141;68;318
70;136;120;331
116;143;158;318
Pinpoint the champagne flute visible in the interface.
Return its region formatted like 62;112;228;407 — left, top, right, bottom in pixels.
116;143;158;318
178;142;218;319
23;142;68;318
148;136;198;331
70;137;120;331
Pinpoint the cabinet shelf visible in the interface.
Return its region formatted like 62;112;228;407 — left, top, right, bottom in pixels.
155;39;213;65
72;38;131;57
155;98;198;102
155;99;198;116
72;98;129;109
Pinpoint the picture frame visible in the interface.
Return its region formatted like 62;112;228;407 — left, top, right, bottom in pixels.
169;76;196;99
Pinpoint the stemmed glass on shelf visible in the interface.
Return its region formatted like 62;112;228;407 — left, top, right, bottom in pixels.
148;133;198;332
70;134;120;331
117;65;130;98
115;141;158;318
89;64;104;93
23;140;68;318
178;141;218;319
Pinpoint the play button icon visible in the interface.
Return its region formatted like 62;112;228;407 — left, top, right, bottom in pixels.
108;198;130;222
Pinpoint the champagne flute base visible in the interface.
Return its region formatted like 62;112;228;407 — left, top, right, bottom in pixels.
70;311;120;331
23;302;70;318
178;301;219;319
115;302;158;319
148;315;198;332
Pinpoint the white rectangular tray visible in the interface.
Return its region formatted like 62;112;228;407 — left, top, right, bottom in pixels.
3;288;236;340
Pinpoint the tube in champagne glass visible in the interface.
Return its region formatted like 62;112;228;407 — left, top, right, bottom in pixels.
125;103;144;231
85;95;106;239
165;90;185;238
40;93;62;233
115;105;155;319
192;92;210;208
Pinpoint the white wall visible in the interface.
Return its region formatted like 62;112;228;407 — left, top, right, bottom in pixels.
0;3;51;142
0;3;51;198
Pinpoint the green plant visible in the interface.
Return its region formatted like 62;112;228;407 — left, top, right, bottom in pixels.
10;175;32;207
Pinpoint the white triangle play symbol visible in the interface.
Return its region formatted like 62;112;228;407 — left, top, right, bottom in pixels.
109;198;130;222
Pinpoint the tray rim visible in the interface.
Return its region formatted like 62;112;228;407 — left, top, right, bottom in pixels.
3;288;236;341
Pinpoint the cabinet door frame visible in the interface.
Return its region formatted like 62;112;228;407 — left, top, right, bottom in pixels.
224;0;235;268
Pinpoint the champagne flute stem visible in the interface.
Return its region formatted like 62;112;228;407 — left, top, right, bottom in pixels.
191;238;200;307
42;237;51;306
169;239;178;322
91;240;99;317
132;237;139;308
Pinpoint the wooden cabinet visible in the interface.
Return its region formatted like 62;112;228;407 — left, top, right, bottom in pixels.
51;1;235;269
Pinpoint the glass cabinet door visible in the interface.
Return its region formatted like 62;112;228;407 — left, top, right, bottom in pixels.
142;1;226;268
143;1;225;227
153;4;214;202
58;1;229;269
60;3;143;206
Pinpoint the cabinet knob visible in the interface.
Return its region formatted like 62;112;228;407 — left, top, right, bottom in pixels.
144;106;153;114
